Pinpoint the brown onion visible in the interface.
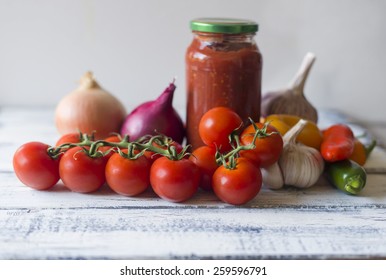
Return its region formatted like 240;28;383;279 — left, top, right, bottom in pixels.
55;72;126;139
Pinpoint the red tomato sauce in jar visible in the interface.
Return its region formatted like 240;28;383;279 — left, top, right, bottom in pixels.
186;18;263;149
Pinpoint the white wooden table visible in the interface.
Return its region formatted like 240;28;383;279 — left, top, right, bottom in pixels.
1;107;386;260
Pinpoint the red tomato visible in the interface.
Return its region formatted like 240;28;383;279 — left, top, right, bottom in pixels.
150;157;200;202
98;135;122;158
199;107;242;152
104;135;122;143
212;158;262;205
105;152;151;196
13;142;60;190
190;146;218;191
59;146;106;193
55;133;83;146
240;123;283;167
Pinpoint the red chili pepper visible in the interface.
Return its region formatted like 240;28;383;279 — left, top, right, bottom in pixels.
321;124;355;162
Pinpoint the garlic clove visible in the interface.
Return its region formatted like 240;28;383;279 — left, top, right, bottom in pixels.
280;145;324;188
261;162;284;189
279;119;325;188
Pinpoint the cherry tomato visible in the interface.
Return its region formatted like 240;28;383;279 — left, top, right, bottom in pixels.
59;146;106;193
150;157;200;202
199;107;242;152
98;134;122;158
55;133;84;146
105;152;151;196
13;142;60;190
240;122;283;167
104;135;122;143
212;158;262;205
190;146;218;191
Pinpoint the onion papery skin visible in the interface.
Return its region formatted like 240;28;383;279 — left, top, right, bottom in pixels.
55;72;127;139
120;82;185;144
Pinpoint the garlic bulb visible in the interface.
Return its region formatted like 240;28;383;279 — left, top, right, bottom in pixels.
261;162;284;189
279;119;324;188
55;72;127;139
261;52;318;123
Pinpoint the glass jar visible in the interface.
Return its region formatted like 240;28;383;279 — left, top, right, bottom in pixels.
185;18;263;149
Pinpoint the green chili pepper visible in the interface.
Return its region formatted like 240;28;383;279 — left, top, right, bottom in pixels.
325;159;367;195
365;139;377;158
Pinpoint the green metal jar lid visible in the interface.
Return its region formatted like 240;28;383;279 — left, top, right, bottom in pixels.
190;18;258;34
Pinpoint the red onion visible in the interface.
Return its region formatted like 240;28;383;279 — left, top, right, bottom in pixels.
120;81;185;143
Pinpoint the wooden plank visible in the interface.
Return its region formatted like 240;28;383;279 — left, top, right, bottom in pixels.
1;167;386;209
1;200;386;260
1;170;386;259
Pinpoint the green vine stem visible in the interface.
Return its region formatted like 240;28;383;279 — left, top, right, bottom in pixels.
47;133;96;159
216;120;279;169
47;133;189;160
47;120;278;164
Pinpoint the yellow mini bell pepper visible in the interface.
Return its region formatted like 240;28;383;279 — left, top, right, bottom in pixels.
265;114;323;150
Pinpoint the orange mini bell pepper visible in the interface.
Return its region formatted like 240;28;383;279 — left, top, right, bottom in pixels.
349;139;376;166
265;114;323;150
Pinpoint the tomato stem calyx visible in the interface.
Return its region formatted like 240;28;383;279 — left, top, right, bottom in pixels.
216;121;274;170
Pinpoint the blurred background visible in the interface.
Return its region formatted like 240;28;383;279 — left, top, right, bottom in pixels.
0;0;385;122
